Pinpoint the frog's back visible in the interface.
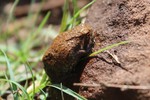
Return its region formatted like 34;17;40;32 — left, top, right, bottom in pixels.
42;24;93;82
43;24;92;59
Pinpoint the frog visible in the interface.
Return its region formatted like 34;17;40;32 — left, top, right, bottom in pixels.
42;24;94;83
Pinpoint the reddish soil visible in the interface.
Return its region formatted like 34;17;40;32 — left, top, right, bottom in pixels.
77;0;150;100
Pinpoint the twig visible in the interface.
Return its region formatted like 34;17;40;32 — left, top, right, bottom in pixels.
106;51;133;74
73;82;150;90
4;0;64;16
106;51;121;64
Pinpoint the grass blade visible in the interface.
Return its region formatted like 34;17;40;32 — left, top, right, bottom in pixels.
49;84;87;100
89;41;130;57
60;0;70;32
26;71;49;97
0;50;17;85
40;71;49;85
6;0;19;23
71;0;78;27
0;49;20;99
39;89;47;100
23;12;51;51
0;79;30;100
68;0;96;25
0;50;15;81
25;63;35;99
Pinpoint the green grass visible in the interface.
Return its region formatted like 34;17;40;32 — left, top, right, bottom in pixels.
89;41;130;57
0;0;96;100
49;84;87;100
0;0;130;99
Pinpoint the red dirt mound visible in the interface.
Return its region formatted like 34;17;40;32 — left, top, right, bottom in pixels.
78;0;150;100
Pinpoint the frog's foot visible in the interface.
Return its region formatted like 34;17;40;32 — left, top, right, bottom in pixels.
77;50;87;58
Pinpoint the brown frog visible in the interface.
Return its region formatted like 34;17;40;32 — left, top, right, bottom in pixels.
42;24;94;83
